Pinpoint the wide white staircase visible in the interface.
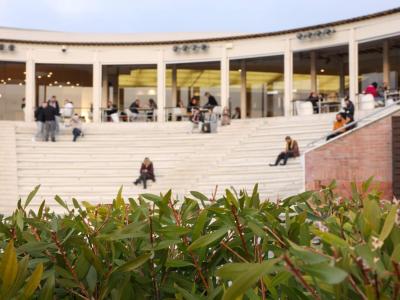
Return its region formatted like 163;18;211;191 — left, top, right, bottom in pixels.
1;113;336;213
0;122;18;211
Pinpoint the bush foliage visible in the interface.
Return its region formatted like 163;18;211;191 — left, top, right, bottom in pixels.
0;180;399;299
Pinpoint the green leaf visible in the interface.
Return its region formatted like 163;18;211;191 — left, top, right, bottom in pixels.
54;195;69;211
86;266;97;293
158;225;191;236
141;193;161;203
379;205;397;242
16;210;24;231
24;185;40;209
311;229;349;248
187;227;229;251
247;221;266;237
363;198;381;233
97;221;147;240
17;242;55;254
23;263;43;298
301;263;347;284
114;252;152;273
288;241;329;265
192;209;208;241
37;200;45;219
0;240;18;290
225;189;239;209
221;259;279;300
362;176;374;193
190;191;208;208
174;283;204;300
216;263;254;280
114;186;125;209
165;260;194;268
154;239;182;250
39;275;54;300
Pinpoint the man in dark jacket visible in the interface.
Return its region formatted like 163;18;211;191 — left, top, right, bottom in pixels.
43;102;57;142
204;92;218;108
34;101;46;141
269;136;300;166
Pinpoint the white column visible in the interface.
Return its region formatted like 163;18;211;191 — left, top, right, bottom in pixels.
348;28;359;106
220;47;229;109
102;71;108;106
240;60;247;119
383;40;390;88
157;50;166;122
171;65;177;106
92;52;102;123
284;39;293;116
339;59;345;96
310;51;317;93
25;50;35;122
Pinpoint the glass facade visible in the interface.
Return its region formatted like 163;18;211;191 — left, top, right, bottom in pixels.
166;62;220;121
102;65;157;122
0;61;25;121
293;45;349;113
36;64;93;122
1;33;400;122
230;55;284;118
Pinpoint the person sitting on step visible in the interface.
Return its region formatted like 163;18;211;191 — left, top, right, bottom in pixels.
133;157;155;189
69;114;84;142
326;112;348;141
269;136;299;166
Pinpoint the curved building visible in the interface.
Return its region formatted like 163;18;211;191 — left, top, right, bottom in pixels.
0;9;400;211
0;8;399;122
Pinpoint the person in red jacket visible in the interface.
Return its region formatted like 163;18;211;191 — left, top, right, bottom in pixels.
133;157;155;189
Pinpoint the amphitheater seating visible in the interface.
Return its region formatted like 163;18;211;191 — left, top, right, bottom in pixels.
0;114;334;213
7;105;399;214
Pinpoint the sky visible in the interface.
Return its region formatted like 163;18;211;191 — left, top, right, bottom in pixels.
0;0;399;33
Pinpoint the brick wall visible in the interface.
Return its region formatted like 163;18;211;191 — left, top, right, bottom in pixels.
305;113;397;199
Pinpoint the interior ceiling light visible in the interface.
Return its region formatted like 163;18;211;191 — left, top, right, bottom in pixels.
7;78;11;81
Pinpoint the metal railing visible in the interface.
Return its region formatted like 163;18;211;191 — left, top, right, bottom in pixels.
305;99;400;150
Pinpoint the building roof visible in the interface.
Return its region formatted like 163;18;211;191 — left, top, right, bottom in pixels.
0;7;399;46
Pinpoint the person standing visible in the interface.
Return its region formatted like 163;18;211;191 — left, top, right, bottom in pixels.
204;92;218;108
269;136;300;166
147;98;157;121
133;157;155;189
308;92;319;114
70;114;84;142
221;107;231;126
33;101;46;141
49;96;61;133
43;100;57;142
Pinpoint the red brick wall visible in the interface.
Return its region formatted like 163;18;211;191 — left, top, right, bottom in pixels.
305;114;396;199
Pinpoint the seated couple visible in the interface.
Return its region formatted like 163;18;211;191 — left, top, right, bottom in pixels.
190;107;218;133
269;136;300;166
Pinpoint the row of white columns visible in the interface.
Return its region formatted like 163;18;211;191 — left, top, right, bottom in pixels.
23;34;391;123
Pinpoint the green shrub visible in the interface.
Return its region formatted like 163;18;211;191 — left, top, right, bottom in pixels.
0;180;399;299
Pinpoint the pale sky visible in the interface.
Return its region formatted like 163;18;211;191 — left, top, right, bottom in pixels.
0;0;399;33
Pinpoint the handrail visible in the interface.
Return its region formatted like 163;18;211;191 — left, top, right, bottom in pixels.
305;100;400;149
